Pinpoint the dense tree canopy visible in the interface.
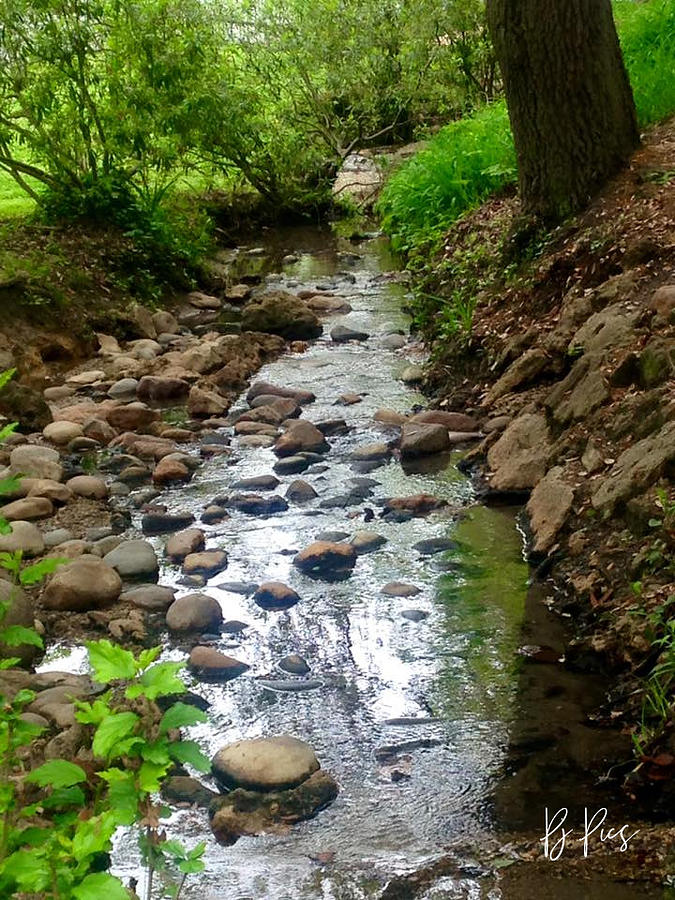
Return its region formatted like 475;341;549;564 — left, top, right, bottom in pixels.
0;0;494;215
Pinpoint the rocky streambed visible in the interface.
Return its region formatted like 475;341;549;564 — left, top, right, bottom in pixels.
0;226;667;898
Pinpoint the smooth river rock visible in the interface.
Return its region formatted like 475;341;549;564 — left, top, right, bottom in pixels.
165;593;223;633
42;556;123;611
293;541;357;581
212;735;320;792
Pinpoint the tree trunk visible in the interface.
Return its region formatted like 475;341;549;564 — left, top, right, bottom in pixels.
486;0;640;221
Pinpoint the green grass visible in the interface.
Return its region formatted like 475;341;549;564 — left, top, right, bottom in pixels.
379;0;675;253
615;0;675;127
0;169;36;220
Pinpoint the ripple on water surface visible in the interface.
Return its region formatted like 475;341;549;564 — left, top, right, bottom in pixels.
39;227;531;898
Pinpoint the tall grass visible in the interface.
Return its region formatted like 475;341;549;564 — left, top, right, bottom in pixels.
379;0;675;253
615;0;675;127
0;170;36;220
378;102;515;254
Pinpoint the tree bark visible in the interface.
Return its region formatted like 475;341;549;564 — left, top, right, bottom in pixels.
486;0;640;221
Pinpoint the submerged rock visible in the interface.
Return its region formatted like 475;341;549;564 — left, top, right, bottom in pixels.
189;646;249;681
293;541;357;580
209;770;339;846
253;582;300;611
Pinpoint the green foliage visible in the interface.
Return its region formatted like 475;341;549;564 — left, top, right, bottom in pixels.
615;0;675;127
377;101;516;254
0;640;209;899
379;0;675;256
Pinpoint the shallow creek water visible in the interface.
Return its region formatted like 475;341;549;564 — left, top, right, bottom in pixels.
38;226;665;898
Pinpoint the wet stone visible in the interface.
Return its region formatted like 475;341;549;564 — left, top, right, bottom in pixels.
286;479;318;503
189;646;249;681
216;581;259;596
183;550;228;579
201;505;230;525
231;474;280;491
142;511;196;535
315;530;349;542
221;493;289;516
279;654;310;676
293;541;357;581
400;609;429;622
413;537;456;556
381;582;421;598
350;531;387;554
120;584;177;611
166;593;223;633
222;620;250;634
254;582;301;611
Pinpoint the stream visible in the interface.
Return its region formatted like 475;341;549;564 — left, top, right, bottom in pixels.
37;225;666;899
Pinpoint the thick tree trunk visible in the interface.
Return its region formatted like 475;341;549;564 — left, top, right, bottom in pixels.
486;0;640;221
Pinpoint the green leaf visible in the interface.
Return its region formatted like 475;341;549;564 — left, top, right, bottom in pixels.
0;849;50;892
20;557;67;586
0;424;18;445
0;368;16;392
97;769;139;825
140;739;171;765
136;646;162;671
168;740;210;773
125;660;185;701
648;518;663;528
160;839;187;860
138;760;170;793
41;785;86;809
71;872;130;900
86;640;138;683
71;813;118;860
0;476;21;498
92;711;140;760
159;701;207;735
75;697;111;725
0;625;43;649
179;858;206;875
25;760;87;789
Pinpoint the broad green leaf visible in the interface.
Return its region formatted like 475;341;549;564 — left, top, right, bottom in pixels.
168;740;210;773
140;739;171;765
0;424;18;445
179;858;206;875
71;872;129;900
138;760;170;793
41;785;86;809
75;697;112;725
20;557;67;586
136;646;162;670
25;760;87;789
0;625;43;649
125;660;185;700
98;769;139;825
0;849;51;892
86;640;138;683
0;657;20;670
92;711;139;760
160;839;187;860
71;814;118;860
159;701;207;735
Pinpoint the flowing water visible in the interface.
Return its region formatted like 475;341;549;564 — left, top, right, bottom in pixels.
37;226;665;898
